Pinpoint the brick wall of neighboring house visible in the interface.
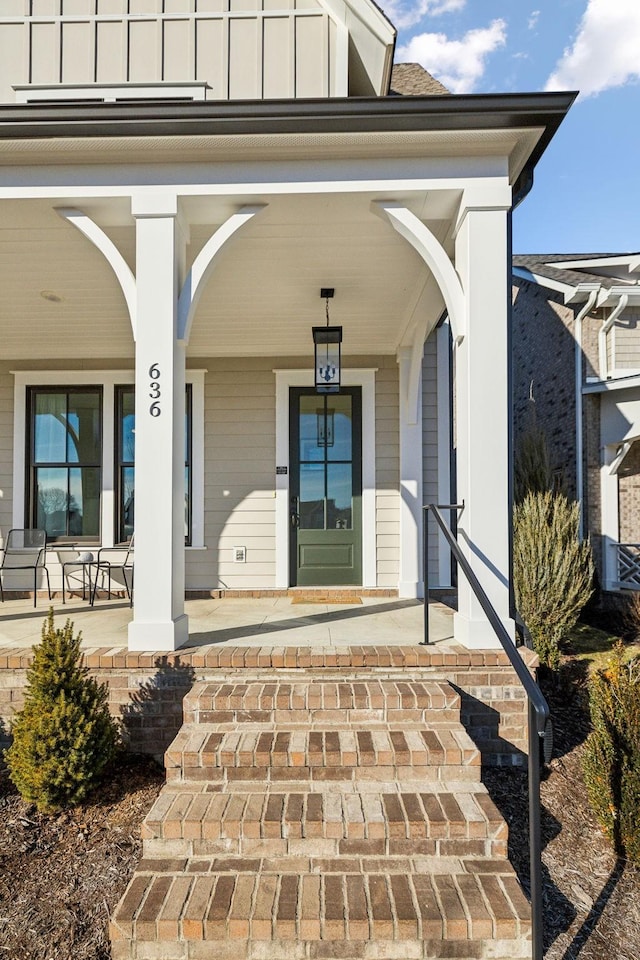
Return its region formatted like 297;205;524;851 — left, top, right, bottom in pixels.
512;279;577;498
619;440;640;543
512;279;605;580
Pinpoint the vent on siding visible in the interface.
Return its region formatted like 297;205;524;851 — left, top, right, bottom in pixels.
233;546;246;563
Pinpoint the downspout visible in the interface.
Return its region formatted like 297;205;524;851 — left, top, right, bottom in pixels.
574;289;598;539
598;293;629;380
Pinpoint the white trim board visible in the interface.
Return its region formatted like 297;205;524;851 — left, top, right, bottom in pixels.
12;369;206;549
274;369;377;589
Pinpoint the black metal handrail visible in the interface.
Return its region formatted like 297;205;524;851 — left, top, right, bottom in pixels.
423;503;549;960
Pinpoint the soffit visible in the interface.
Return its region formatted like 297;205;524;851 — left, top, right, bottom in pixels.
0;192;448;360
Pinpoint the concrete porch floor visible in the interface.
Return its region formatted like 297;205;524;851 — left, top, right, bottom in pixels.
0;595;455;651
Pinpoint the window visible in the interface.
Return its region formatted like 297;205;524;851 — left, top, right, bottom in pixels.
115;385;193;545
26;388;102;542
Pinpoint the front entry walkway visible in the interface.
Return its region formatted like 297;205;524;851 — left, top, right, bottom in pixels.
0;596;455;652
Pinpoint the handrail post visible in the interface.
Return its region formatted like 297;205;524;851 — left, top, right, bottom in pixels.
528;701;544;960
422;506;430;645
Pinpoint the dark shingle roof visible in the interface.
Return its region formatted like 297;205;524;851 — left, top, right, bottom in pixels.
389;63;450;97
513;253;640;290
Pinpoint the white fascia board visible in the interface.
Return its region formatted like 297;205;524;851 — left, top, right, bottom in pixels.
583;373;640;394
630;255;640;274
512;266;575;299
596;286;640;307
0;158;512;202
559;255;639;272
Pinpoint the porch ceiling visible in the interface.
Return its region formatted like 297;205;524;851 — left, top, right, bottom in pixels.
0;192;451;360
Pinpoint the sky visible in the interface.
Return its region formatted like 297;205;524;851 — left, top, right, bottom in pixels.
384;0;640;254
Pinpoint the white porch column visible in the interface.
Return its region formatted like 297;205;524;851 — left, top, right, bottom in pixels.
453;205;513;648
398;348;424;598
128;195;189;651
601;445;620;590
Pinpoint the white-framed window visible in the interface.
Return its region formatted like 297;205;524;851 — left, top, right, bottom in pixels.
13;370;205;549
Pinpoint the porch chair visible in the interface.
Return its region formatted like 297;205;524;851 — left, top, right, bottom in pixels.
90;535;134;607
0;528;51;608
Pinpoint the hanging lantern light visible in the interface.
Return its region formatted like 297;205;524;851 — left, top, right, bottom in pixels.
313;287;342;394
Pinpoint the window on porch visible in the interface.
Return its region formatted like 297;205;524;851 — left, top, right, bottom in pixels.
27;387;102;542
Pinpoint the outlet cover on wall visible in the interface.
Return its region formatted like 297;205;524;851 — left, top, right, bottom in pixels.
233;546;246;563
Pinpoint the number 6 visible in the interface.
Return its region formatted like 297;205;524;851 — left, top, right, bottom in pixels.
149;363;160;380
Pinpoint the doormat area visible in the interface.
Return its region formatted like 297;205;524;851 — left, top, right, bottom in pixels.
291;596;363;604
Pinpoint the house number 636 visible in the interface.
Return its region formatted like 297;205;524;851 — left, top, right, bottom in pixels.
149;363;161;416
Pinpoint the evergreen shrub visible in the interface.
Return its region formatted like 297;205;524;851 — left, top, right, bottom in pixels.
513;491;594;669
583;644;640;864
5;610;119;813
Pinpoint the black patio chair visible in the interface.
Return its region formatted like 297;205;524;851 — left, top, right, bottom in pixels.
90;535;134;607
0;528;51;608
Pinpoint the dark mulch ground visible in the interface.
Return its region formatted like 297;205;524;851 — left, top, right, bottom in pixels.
484;658;640;960
1;648;640;959
0;754;164;960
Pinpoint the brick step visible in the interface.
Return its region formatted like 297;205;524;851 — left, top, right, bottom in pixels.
110;866;531;959
183;679;461;726
140;788;508;860
111;673;531;960
165;725;481;784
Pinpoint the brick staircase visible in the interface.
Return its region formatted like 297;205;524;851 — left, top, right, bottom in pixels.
110;670;532;960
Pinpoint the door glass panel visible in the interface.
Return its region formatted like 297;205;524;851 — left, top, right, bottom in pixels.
299;462;325;529
299;395;324;462
327;462;352;529
326;395;352;461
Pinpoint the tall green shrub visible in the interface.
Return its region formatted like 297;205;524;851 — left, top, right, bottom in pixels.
6;610;119;813
514;419;553;503
513;491;594;669
583;644;640;864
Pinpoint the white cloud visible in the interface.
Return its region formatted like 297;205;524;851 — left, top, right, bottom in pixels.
545;0;640;97
382;0;466;32
396;19;507;93
528;10;540;30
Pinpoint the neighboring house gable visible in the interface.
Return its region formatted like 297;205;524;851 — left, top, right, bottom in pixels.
513;253;640;591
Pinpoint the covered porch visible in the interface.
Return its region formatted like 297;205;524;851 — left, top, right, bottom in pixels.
0;94;573;653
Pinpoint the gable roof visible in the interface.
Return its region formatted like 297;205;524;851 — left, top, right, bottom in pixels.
513;253;640;292
389;63;450;96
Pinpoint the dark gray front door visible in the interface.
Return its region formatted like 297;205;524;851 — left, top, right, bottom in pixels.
289;387;362;586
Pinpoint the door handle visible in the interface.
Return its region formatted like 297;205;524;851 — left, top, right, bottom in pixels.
290;496;300;528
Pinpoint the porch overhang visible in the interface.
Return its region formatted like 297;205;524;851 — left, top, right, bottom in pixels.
0;91;576;198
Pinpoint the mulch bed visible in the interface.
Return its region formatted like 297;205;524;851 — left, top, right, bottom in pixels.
484;661;640;960
0;754;164;960
1;660;639;959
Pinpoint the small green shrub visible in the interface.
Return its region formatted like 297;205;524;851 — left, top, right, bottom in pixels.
583;644;640;864
513;491;594;669
5;610;119;813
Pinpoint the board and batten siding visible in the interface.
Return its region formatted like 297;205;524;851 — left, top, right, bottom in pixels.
0;0;343;104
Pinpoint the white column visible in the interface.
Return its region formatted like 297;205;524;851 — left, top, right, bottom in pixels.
128;195;188;651
601;445;620;590
398;348;424;599
453;206;513;648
